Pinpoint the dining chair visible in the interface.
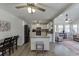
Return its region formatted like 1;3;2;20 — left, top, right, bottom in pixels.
0;42;6;56
4;37;12;55
13;36;19;50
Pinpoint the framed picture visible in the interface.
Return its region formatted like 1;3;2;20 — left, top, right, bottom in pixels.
0;20;11;32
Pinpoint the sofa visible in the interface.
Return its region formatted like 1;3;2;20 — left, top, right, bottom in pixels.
73;34;79;42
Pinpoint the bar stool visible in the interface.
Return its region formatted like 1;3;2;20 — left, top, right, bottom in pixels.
36;41;44;55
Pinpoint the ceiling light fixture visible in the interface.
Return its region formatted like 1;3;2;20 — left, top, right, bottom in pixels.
27;7;36;14
32;8;36;13
65;13;69;23
27;7;32;13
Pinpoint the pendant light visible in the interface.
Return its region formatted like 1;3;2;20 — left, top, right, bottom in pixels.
65;13;69;23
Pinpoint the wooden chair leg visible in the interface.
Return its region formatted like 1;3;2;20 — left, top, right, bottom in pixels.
2;51;4;56
2;50;6;56
16;41;17;50
12;46;14;53
9;48;11;56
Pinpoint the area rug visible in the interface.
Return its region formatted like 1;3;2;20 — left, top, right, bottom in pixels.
62;41;79;54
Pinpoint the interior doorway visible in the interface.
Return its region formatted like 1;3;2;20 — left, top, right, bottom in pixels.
24;25;30;44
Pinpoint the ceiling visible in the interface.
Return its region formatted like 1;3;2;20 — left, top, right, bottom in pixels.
0;3;73;24
54;3;79;24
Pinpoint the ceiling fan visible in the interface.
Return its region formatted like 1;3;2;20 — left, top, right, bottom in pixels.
16;3;45;13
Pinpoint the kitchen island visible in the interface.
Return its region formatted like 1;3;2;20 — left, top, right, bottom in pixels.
30;36;50;51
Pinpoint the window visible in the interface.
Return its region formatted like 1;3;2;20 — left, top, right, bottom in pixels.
65;25;70;33
58;25;63;33
73;24;77;33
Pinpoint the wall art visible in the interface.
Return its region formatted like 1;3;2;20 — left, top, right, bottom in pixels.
0;20;11;32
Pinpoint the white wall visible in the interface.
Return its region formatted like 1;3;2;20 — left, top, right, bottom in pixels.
0;9;27;46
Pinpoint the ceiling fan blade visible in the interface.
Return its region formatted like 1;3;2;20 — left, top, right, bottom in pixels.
34;5;45;12
16;3;45;12
16;5;28;9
